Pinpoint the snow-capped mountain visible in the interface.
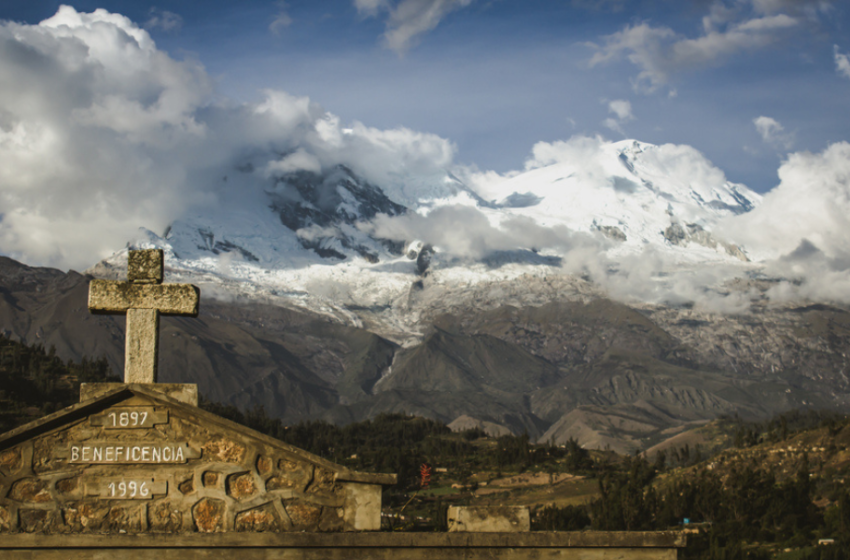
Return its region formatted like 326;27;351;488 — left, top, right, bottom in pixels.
39;139;850;450
479;140;758;259
91;138;762;339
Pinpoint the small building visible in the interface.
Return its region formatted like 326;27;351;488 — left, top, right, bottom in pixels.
0;383;393;534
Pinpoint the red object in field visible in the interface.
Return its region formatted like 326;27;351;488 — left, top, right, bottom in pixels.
420;464;431;488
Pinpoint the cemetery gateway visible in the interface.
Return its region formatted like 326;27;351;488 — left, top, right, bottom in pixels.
0;249;685;558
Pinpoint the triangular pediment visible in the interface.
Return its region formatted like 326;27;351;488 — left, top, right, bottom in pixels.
0;386;393;534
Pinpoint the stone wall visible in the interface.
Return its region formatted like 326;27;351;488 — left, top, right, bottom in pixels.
0;531;688;560
0;389;385;534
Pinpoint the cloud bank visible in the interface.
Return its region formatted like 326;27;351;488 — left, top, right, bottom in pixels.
364;205;604;260
0;6;453;270
723;142;850;261
2;5;850;313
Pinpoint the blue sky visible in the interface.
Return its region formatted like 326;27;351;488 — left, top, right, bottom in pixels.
2;0;848;195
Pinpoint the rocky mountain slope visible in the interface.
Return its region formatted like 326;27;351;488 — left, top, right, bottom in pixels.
3;255;850;454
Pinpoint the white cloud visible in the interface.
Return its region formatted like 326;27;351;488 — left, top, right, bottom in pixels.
607;99;633;121
835;45;850;79
0;6;458;270
524;135;608;177
723;142;850;261
753;115;794;150
363;205;603;259
270;2;293;34
589;8;799;92
144;8;183;32
602;99;634;135
354;0;474;54
264;148;322;176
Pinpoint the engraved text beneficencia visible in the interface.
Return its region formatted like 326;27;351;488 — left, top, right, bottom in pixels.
68;442;199;464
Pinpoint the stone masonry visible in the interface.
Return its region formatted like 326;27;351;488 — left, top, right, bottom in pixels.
0;385;393;534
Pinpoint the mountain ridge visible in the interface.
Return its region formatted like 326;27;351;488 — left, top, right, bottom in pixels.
4;255;850;454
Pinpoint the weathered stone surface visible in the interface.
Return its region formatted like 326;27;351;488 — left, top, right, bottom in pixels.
284;501;322;529
0;447;22;474
18;509;49;533
193;498;225;533
9;478;51;503
307;468;335;494
0;532;688;558
256;455;273;476
204;439;247;464
81;383;199;406
0;385;395;535
128;249;163;284
203;471;220;489
179;476;195;495
235;503;280;532
268;461;312;491
265;476;294;491
319;506;344;532
88;249;200;384
0;505;11;531
149;501;183;532
105;505;143;533
88;280;200;315
447;506;530;533
125;307;160;384
226;473;257;500
341;482;381;532
63;502;109;531
32;429;85;474
55;476;79;495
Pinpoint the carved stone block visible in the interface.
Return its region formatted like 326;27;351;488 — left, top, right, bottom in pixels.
203;439;246;464
149;501;183;532
9;478;51;503
193;498;225;533
256;455;273;476
18;509;49;533
128;249;163;284
202;471;220;489
235;503;280;532
0;505;11;532
55;476;80;496
284;501;322;529
0;447;22;474
226;473;257;500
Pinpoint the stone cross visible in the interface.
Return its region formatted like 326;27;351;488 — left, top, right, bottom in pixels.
88;249;199;384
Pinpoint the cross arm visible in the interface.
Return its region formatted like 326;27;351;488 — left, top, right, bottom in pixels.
88;279;200;316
